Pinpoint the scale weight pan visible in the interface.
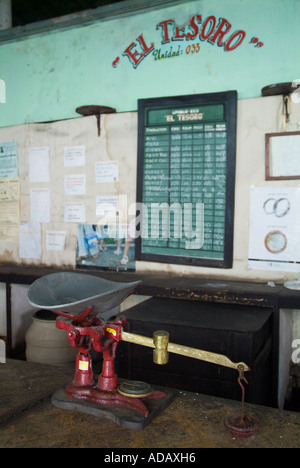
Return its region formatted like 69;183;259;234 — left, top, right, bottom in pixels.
28;272;141;320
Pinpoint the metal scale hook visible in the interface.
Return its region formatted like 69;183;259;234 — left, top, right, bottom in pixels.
237;363;248;423
224;364;259;438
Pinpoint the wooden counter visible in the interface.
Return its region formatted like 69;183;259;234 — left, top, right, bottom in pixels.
1;265;300;307
0;359;299;448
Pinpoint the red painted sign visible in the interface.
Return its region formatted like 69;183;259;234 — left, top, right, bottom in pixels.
113;14;264;69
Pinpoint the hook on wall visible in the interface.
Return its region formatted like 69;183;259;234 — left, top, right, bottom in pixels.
261;82;294;130
76;105;116;136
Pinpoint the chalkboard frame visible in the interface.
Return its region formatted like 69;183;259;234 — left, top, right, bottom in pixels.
136;91;237;269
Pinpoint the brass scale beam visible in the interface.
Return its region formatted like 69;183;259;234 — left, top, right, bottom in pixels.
120;329;250;372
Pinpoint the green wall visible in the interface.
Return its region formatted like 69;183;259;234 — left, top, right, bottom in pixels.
0;0;299;127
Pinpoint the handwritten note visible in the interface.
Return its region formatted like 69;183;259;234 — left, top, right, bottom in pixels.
96;196;119;218
64;202;86;223
46;230;67;251
64;174;86;195
64;146;85;167
95;161;119;183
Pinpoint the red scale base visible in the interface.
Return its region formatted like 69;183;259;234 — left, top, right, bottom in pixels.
51;341;174;429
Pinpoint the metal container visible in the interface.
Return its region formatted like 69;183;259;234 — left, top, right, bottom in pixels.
27;272;141;320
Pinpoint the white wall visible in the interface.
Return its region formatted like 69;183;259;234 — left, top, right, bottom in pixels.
0;94;299;282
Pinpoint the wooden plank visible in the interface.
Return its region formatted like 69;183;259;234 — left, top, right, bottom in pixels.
0;359;74;426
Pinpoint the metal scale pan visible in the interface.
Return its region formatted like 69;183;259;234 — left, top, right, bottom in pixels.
28;272;141;320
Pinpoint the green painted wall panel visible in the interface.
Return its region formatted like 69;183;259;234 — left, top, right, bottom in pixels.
0;0;299;127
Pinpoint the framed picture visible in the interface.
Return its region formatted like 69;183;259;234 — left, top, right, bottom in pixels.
76;224;136;272
265;131;300;180
136;91;237;269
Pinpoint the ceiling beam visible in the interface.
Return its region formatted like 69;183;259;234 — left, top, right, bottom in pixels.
0;0;191;44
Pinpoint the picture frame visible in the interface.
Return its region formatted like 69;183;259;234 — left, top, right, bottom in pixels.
265;131;300;180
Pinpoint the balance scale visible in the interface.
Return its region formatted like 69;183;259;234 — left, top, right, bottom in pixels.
28;272;259;436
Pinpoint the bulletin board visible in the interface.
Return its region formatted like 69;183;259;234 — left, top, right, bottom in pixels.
136;91;237;268
0;112;138;271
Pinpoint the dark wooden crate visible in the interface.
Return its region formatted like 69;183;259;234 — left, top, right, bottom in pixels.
116;297;273;406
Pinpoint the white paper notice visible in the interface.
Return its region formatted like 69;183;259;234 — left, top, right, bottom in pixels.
19;222;41;259
64;202;85;223
64;146;85;167
248;187;300;272
95;161;118;183
30;188;51;223
0;141;18;178
65;174;86;195
0;177;20;241
46;230;67;251
96;196;119;218
29;147;50;182
270;135;300;177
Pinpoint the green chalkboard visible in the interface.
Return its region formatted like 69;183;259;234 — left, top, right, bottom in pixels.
136;91;237;268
